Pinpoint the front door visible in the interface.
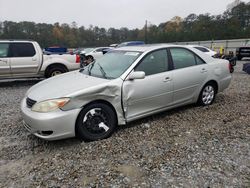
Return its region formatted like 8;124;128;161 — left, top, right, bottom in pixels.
123;49;173;120
0;43;11;77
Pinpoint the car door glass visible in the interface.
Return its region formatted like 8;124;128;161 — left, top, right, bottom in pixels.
170;48;196;69
135;49;168;76
96;48;104;52
0;43;9;58
9;43;36;57
195;56;205;65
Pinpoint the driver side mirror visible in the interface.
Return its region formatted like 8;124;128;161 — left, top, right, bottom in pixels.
128;71;145;80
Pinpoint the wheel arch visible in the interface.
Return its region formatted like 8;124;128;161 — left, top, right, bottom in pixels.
204;80;218;94
197;80;218;106
75;99;119;131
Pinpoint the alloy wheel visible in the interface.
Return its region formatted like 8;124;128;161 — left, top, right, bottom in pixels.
202;85;215;105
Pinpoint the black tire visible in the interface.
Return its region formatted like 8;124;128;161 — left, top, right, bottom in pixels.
76;103;117;141
230;67;234;73
86;55;94;62
230;60;236;66
45;66;67;78
198;83;216;106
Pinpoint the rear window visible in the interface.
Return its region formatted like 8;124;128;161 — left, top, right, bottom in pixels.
9;43;36;57
194;47;209;52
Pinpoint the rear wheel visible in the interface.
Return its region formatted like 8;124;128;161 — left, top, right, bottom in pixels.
198;83;216;106
45;66;67;78
76;103;117;141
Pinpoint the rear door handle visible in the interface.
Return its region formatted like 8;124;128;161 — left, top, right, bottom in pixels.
164;77;172;82
0;59;8;63
201;68;207;73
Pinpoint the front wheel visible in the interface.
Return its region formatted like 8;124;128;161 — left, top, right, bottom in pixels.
198;84;216;106
76;103;117;141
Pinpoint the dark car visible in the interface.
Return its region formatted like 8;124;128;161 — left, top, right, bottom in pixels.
116;41;145;48
236;46;250;60
243;63;250;74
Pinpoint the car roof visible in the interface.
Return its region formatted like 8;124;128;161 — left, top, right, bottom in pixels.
114;44;187;52
113;43;216;63
0;39;35;42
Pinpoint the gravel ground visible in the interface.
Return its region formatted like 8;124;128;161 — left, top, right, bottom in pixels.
0;61;249;187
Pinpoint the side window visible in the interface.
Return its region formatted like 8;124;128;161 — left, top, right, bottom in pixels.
170;48;196;69
0;43;9;58
9;43;36;57
195;56;205;65
135;49;168;76
96;48;105;52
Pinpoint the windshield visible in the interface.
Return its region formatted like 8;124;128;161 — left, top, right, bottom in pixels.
80;50;141;79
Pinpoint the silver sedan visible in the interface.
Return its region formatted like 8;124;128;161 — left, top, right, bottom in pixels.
21;44;232;141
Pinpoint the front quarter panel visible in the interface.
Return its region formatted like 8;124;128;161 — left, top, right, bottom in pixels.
62;78;126;125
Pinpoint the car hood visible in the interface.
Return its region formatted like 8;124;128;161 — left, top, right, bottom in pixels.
26;71;110;102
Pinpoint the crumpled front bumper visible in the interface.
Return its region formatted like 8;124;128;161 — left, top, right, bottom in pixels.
21;98;81;141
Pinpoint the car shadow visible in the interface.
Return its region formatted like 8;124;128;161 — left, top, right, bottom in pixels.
26;134;81;149
0;79;42;87
116;103;197;131
116;94;226;133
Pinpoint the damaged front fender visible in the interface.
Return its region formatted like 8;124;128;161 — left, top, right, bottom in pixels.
62;79;126;125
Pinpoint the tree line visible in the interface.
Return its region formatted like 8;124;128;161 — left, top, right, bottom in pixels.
0;1;249;48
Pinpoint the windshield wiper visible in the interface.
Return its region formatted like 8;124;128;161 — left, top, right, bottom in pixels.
97;62;107;79
88;61;95;75
79;67;85;72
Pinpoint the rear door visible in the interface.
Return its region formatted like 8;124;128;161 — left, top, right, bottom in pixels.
0;43;11;77
9;42;40;76
169;47;208;105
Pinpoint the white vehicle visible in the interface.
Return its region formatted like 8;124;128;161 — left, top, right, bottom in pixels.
81;47;112;60
188;45;217;57
0;40;80;79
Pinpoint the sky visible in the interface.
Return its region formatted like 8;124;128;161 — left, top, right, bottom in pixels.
0;0;248;29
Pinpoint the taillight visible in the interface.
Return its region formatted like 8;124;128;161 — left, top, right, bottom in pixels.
228;63;234;73
76;55;80;63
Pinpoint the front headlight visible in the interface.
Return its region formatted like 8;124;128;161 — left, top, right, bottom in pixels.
31;98;70;113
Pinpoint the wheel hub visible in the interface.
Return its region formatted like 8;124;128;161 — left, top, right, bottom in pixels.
83;108;109;134
202;85;215;105
51;71;62;76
